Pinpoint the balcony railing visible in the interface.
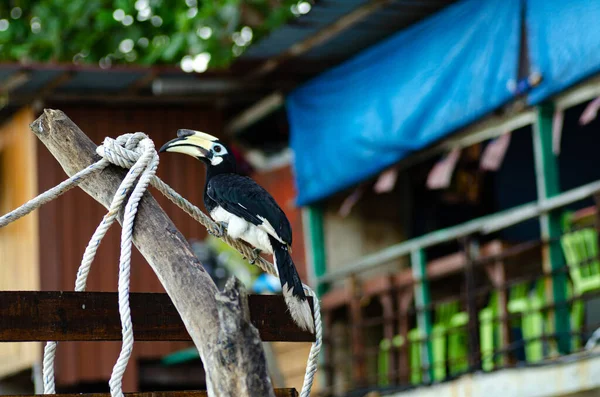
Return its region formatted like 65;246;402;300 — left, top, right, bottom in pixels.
316;180;600;396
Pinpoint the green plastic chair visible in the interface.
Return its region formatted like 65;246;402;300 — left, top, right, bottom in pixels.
480;286;548;370
447;292;510;374
428;297;499;377
565;280;584;350
561;228;600;295
447;311;469;376
408;328;425;384
434;284;544;375
507;280;545;363
409;299;496;381
479;302;496;371
409;286;548;381
432;302;459;380
408;302;459;383
377;335;404;386
561;228;600;348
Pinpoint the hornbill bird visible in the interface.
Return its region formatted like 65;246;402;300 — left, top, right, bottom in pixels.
159;129;314;333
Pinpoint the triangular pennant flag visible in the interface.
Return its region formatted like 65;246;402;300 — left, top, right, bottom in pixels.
480;132;512;171
426;148;461;190
374;167;399;194
579;96;600;125
339;185;364;218
552;109;564;155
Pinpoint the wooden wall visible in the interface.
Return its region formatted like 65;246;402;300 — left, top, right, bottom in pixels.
323;174;412;290
0;107;40;378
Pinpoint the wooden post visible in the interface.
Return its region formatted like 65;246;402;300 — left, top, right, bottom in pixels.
349;276;366;387
396;288;414;383
411;249;433;382
29;109;276;397
323;311;334;389
463;237;482;372
532;103;570;354
483;242;509;365
594;194;600;244
493;259;510;366
379;283;395;383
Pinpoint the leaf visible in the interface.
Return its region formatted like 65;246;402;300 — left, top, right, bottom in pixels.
161;32;185;61
0;0;298;67
95;9;116;30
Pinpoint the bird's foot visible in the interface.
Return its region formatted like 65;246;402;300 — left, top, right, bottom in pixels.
210;222;228;237
248;248;262;264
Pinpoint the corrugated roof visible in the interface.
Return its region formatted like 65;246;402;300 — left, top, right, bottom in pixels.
58;70;146;93
242;0;457;61
14;70;63;94
0;63;234;98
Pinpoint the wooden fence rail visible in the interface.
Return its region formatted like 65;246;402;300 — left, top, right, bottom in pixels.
3;391;298;397
0;291;315;342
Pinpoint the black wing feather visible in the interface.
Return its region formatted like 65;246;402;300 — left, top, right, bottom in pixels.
207;174;292;245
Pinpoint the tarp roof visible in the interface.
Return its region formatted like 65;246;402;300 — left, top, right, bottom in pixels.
288;0;600;205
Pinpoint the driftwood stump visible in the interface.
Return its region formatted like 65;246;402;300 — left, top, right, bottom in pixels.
30;109;275;397
214;278;274;396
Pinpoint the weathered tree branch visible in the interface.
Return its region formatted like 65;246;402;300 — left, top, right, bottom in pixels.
30;109;275;397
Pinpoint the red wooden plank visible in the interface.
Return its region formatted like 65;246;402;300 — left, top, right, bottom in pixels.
3;390;298;397
0;291;315;342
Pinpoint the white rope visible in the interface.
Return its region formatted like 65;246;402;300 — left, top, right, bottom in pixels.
109;136;158;397
0;132;321;397
41;133;157;396
0;159;109;228
41;341;57;393
300;286;322;397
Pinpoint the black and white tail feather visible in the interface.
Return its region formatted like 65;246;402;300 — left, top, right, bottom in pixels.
270;236;314;333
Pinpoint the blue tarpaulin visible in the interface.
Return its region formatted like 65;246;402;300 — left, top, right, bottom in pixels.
288;0;600;205
287;0;522;205
527;0;600;105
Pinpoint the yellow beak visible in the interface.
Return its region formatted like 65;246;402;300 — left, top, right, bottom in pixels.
159;129;218;158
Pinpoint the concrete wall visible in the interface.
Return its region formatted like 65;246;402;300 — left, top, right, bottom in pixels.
323;172;412;290
390;351;600;397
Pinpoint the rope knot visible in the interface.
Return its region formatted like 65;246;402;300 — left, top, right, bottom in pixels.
97;133;154;169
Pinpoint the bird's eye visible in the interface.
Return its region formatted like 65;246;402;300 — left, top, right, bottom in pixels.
213;145;222;153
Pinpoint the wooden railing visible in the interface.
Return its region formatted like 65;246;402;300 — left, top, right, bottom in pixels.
0;291;315;396
0;291;315;343
2;391;298;397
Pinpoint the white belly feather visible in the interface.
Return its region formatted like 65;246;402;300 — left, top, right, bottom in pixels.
210;206;274;254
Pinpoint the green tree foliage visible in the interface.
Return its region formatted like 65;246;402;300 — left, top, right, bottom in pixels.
0;0;309;70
